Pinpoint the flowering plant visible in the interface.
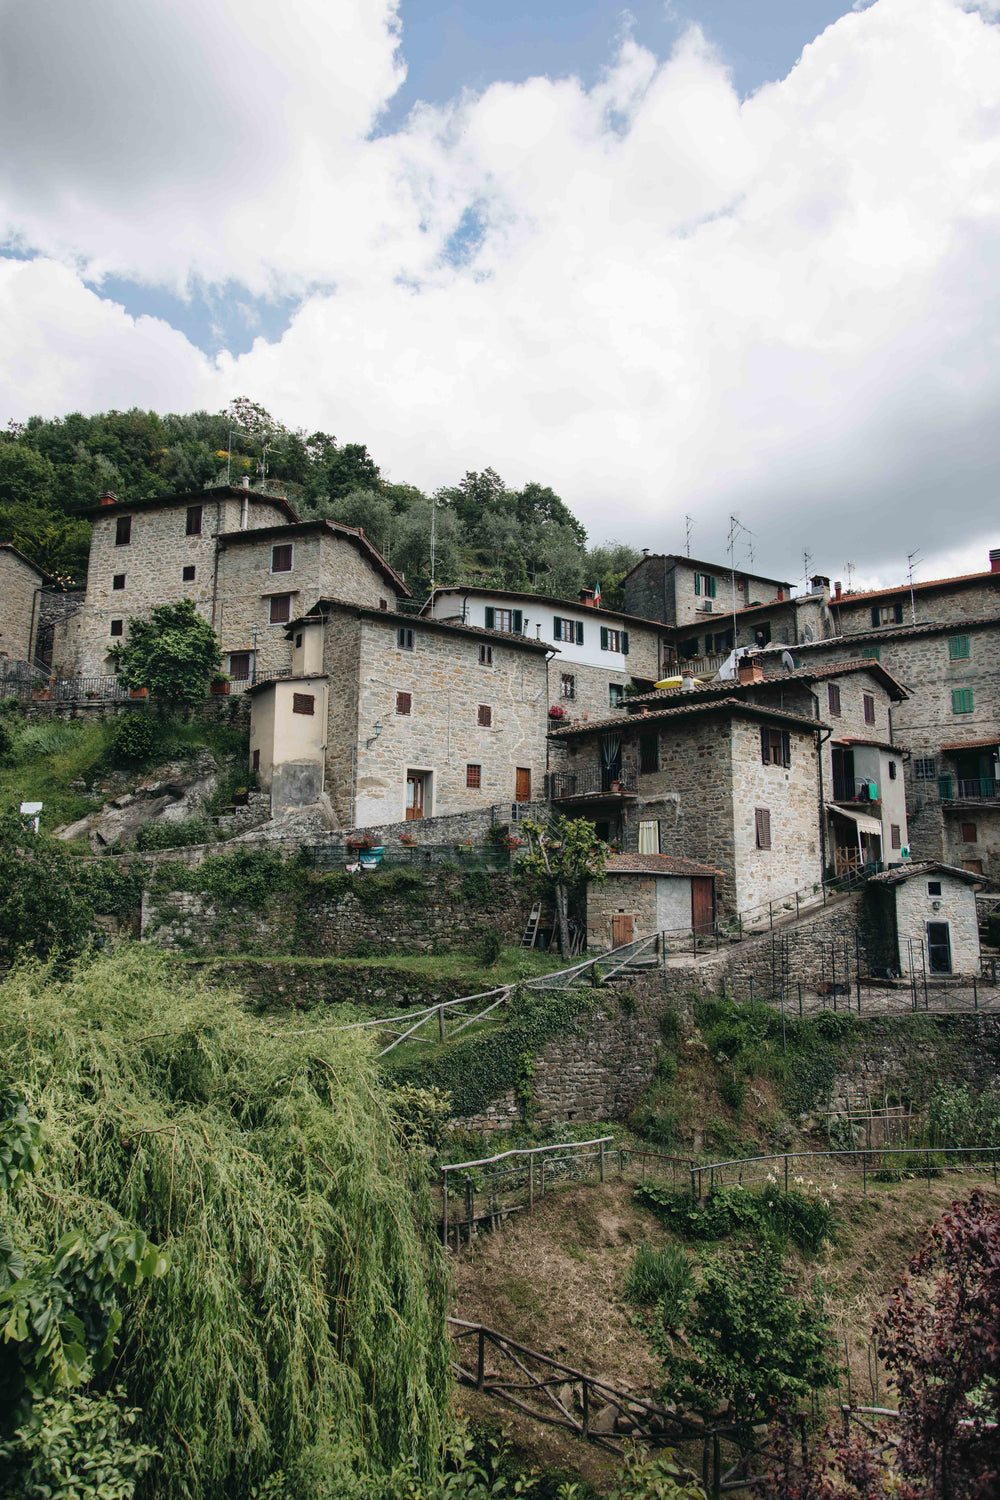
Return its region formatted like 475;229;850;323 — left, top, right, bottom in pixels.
548;704;567;719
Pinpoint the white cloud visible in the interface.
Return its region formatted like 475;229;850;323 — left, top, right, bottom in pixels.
2;0;1000;582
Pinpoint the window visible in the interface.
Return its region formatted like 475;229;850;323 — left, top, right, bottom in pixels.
871;602;903;626
396;691;412;715
113;573;125;590
694;572;717;598
952;688;974;714
638;820;659;854
928;881;942;896
292;693;314;715
560;673;576;700
397;627;415;651
914;757;936;780
600;627;629;653
229;652;251;681
640;734;659;774
961;822;978;842
271;543;293;573
760;726;791;768
609;683;625;709
479;644;492;665
553;616;582;644
182;565;196;582
109;619;123;637
269;594;291;624
186;505;202;536
863;694;876;726
379;598;387;611
827;683;841;717
295;634;303;647
484;606;522;633
252;749;260;772
478;704;492;726
755;807;772;850
888;761;897;780
466;764;481;789
891;824;901;849
115;515;131;546
860;645;880;661
949;634;970;660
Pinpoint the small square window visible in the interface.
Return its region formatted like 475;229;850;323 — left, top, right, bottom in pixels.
888;761;897;780
466;764;481;788
948;634;970;660
961;822;978;843
891;824;901;849
109;618;123;637
271;543;293;573
379;598;387;611
186;505;202;536
292;692;314;715
640;734;659;774
479;644;492;666
396;691;411;715
398;627;415;651
952;688;974;714
914;756;936;780
755;807;771;850
113;573;125;590
478;704;492;727
295;633;303;648
115;515;131;546
863;694;876;725
927;881;942;896
182;565;196;582
560;673;575;700
269;594;291;624
609;683;624;709
860;645;880;661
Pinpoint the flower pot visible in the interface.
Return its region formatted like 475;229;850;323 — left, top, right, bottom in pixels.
210;680;230;696
129;687;148;699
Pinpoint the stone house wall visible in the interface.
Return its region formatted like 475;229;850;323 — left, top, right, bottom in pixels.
730;715;823;912
833;577;1000;634
892;871;981;976
0;547;45;665
40;589;86;674
585;872;693;948
623;556;791;632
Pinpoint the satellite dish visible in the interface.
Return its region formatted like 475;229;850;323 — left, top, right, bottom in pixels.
781;651;795;673
803;625;814;642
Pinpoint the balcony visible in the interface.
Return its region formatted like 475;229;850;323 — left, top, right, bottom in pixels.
549;766;638;802
938;776;1000;802
832;777;881;808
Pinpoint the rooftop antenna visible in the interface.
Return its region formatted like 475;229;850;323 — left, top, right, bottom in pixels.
802;550;812;596
685;514;693;558
727;514;751;653
844;560;855;593
906;549;922;625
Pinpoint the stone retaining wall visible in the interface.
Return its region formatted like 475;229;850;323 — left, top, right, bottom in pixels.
187;957;479;1010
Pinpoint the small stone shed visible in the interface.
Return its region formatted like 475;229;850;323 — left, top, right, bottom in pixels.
866;862;983;977
587;852;722;950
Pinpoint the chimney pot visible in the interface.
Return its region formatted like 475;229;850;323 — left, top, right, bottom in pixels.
990;548;1000;573
737;654;764;685
240;476;250;490
834;580;842;598
99;490;117;506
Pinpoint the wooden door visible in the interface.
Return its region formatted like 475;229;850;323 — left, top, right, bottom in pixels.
691;877;715;934
611;914;634;949
515;767;531;803
405;772;425;820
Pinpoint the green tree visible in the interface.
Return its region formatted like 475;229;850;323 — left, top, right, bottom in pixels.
0;807;94;965
111;599;222;707
518;814;610;957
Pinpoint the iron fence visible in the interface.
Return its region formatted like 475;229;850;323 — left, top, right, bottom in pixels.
548;765;638;800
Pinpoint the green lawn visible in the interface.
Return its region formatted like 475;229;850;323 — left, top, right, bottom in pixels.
183;945;569;990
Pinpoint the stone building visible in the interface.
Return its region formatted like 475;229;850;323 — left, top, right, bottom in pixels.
867;862;983;977
586;852;721;949
0;545;52;668
249;597;552;827
548;697;826;914
422;585;672;721
625;655;910;878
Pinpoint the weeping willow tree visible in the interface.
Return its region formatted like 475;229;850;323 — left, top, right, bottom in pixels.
0;946;451;1499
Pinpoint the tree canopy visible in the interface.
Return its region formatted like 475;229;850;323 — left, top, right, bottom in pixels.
111;599;222;706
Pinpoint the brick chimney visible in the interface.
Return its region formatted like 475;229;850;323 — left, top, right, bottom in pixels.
579;588;596;607
834;580;842;599
737;654;764;685
990;548;1000;573
99;490;117;506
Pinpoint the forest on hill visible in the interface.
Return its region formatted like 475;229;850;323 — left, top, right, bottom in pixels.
0;401;640;605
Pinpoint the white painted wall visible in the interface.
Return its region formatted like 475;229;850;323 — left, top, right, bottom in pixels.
893;872;981;975
656;877;692;933
429;590;630;672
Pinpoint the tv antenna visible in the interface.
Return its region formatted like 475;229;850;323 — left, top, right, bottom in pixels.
906;549;922;625
844;560;855;593
685;514;693;558
727;514;754;649
802;550;812;594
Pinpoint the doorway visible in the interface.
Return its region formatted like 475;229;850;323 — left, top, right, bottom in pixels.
691;877;715;935
515;767;531;803
405;771;428;820
926;922;952;975
611;914;634;949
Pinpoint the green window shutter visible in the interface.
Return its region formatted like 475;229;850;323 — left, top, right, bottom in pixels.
707;576;716;598
948;634;970;660
622;630;629;655
860;645;880;661
512;610;523;634
870;607;880;627
601;626;609;650
952;688;973;714
553;616;562;638
694;574;702;596
484;607;495;629
576;621;584;645
894;602;904;623
760;726;770;765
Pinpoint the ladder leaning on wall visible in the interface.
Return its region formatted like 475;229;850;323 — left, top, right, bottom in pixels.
520;904;543;949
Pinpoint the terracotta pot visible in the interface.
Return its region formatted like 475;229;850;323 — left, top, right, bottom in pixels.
129;687;148;698
210;680;230;696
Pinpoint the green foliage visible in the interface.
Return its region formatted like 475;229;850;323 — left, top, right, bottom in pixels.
134;816;215;850
0;947;451;1498
636;1183;836;1254
692;994;857;1116
459;871;494;905
624;1244;695;1326
475;930;505;967
518;815;611;956
628;1081;680;1149
78;860;144;919
0;1090;42;1194
158;846;288;905
0;1393;157;1500
657;1243;835;1431
388;1085;454;1150
0;806;94;964
926;1083;1000;1149
109;711;157;766
111;599;222;706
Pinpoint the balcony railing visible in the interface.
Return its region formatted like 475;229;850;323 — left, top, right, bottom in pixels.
549;766;638;801
938;776;999;801
666;652;728;680
832;777;880;804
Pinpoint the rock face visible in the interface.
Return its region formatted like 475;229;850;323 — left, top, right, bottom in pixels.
54;752;221;850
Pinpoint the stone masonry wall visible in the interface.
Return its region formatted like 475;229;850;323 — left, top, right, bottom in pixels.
0;548;43;664
188;957;482;1011
834;577;1000;634
730;716;823;912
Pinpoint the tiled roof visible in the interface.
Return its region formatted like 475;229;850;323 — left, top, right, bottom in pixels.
627;658;907;706
604;853;723;878
423;585;670;633
834;570;999;604
621;553;792;589
0;542;51;582
294;597;553;652
73;485;299;523
832;737;905;752
764;614;1000;651
939;737;1000;752
868;861;984;887
548;697;826;738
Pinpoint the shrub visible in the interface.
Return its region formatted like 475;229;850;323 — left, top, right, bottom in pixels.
134;817;214;850
476;930;505;967
79;860;145;919
636;1182;836;1254
927;1083;1000;1150
459;871;494;904
109;711;156;766
719;1073;746;1111
625;1243;695;1325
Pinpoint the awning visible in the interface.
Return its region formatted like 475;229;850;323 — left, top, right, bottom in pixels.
825;803;882;837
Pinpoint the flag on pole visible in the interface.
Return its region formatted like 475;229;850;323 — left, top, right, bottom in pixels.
593;581;601;606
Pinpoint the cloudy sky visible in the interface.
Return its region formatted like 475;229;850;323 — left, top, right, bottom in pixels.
2;0;999;589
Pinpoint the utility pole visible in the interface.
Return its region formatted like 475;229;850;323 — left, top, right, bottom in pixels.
430;499;444;592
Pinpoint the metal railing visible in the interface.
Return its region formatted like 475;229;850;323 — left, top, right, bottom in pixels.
939;775;999;800
548;765;638;800
0;671;132;701
832;777;880;804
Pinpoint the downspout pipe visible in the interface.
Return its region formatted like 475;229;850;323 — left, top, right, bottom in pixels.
809;689;832;878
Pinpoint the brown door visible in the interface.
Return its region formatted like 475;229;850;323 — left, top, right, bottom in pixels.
691;877;715;934
515;767;531;803
405;772;426;820
611;914;634;949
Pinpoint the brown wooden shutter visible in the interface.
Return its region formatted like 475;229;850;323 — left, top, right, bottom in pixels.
478;704;492;726
755;807;771;849
760;726;770;765
781;730;791;768
396;691;411;715
292;692;315;715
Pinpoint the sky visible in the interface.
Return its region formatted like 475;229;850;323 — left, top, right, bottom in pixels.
1;0;1000;590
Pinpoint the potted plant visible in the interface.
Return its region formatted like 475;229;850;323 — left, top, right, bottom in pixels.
129;686;148;699
210;673;231;696
501;833;522;852
399;832;417;845
346;833;374;851
548;703;567;720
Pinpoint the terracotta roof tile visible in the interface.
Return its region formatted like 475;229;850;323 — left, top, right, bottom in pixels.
605;853;723;878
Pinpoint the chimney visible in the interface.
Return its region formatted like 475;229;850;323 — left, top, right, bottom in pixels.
579;588;596;607
240;476;250;490
810;574;830;596
990;548;1000;573
680;670;695;693
737;654;764;685
834;580;842;599
99;490;117;506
